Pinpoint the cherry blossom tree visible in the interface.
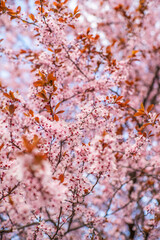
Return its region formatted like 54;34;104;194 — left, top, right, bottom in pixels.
0;0;160;239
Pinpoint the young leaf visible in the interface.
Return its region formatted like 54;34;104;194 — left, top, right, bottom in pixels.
22;136;32;152
9;196;14;206
48;48;53;52
147;104;154;113
29;109;34;117
37;90;48;101
9;104;15;114
3;92;11;99
39;71;46;81
59;174;64;183
33;134;39;148
45;104;52;113
0;143;4;151
29;13;35;21
74;5;79;15
55;101;62;111
34;153;47;165
33;80;45;87
68;24;75;29
54;114;59;121
75;13;81;18
56;110;65;114
116;96;123;101
47;73;56;82
141;103;145;110
17;6;21;14
134;112;144;117
35;117;39;123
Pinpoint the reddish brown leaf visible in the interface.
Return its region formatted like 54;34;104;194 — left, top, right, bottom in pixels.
116;96;123;101
33;80;45;87
17;6;21;14
124;99;130;105
48;48;53;52
45;104;52;113
134;112;144;117
59;174;64;183
29;109;34;117
132;50;139;55
75;13;81;18
154;113;160;122
56;110;64;114
22;136;33;152
29;13;35;21
35;117;39;123
139;123;151;131
9;91;16;100
37;92;46;99
74;5;79;15
9;196;14;205
9;104;15;114
34;153;47;165
55;101;62;111
47;73;56;82
87;27;90;35
140;103;145;110
24;113;30;117
54;114;59;121
143;132;147;137
38;71;46;81
33;135;39;148
147;104;154;113
20;49;27;54
0;143;4;151
68;24;75;29
37;90;48;101
94;34;100;40
3;92;11;99
58;17;65;22
55;48;62;53
1;1;5;8
84;189;89;194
